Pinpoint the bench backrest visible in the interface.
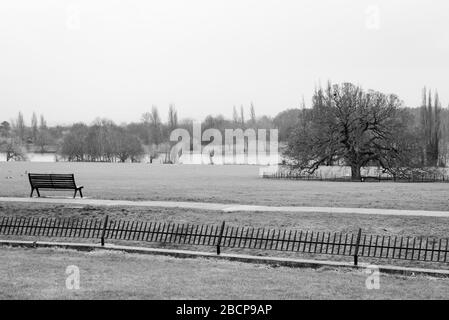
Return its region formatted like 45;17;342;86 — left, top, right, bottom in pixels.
28;173;76;189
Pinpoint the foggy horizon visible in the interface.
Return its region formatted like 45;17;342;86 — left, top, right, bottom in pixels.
1;0;449;126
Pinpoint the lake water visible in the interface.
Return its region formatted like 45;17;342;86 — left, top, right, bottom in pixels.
0;152;279;165
0;152;57;162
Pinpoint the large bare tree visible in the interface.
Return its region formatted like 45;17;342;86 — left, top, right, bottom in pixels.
286;82;412;180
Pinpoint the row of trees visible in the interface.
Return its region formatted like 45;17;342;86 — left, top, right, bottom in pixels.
1;103;294;162
2;87;448;171
58;104;280;162
420;88;443;166
0;112;57;161
0;112;55;151
285;82;449;179
130;104;276;146
60;120;144;162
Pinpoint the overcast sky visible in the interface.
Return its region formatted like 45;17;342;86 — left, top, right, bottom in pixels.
1;0;448;125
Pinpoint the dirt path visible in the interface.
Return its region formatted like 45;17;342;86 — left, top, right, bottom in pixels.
1;196;449;218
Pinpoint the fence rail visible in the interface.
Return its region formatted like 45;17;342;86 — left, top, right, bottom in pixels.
262;172;449;183
0;216;448;265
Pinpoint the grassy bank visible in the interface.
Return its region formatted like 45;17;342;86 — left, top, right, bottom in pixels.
1;246;448;299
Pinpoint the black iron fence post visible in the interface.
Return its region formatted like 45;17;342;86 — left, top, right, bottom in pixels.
216;221;226;255
101;215;109;246
354;228;362;266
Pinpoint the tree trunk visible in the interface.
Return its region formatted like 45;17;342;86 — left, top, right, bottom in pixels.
351;163;362;181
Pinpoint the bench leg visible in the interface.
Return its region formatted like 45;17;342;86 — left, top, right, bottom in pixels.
36;189;41;197
30;188;34;198
79;188;83;198
73;189;78;198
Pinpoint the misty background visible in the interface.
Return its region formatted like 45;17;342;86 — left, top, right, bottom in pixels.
1;0;448;125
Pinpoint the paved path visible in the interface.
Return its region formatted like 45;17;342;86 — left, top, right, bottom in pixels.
1;196;449;218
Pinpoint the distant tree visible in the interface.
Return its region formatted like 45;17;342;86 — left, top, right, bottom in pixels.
438;108;449;166
168;104;178;131
240;105;245;127
257;115;275;130
85;123;103;161
116;128;144;162
273;108;302;142
178;118;194;138
0;121;10;137
140;112;151;146
39;115;46;129
127;122;150;145
286;82;409;180
36;132;50;153
140;107;163;146
232;106;239;125
249;103;256;127
149;105;162;146
141;112;151;124
164;104;177;141
47;125;65;142
31;113;38;142
86;119;117;161
202;114;228;132
420;88;441;166
60;123;89;161
4;138;27;161
14;112;26;142
36;114;51;152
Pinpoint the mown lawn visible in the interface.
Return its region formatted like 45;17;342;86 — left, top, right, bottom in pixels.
1;162;449;210
1;246;448;299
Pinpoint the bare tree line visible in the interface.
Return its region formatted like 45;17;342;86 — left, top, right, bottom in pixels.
0;112;55;161
1;85;449;169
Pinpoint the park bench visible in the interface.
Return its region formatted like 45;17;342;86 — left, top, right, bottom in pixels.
28;173;84;198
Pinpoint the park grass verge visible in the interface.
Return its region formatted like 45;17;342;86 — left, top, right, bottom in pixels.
1;246;449;299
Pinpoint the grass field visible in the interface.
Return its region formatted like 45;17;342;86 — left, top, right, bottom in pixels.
1;246;448;299
1;162;449;211
2;162;449;299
